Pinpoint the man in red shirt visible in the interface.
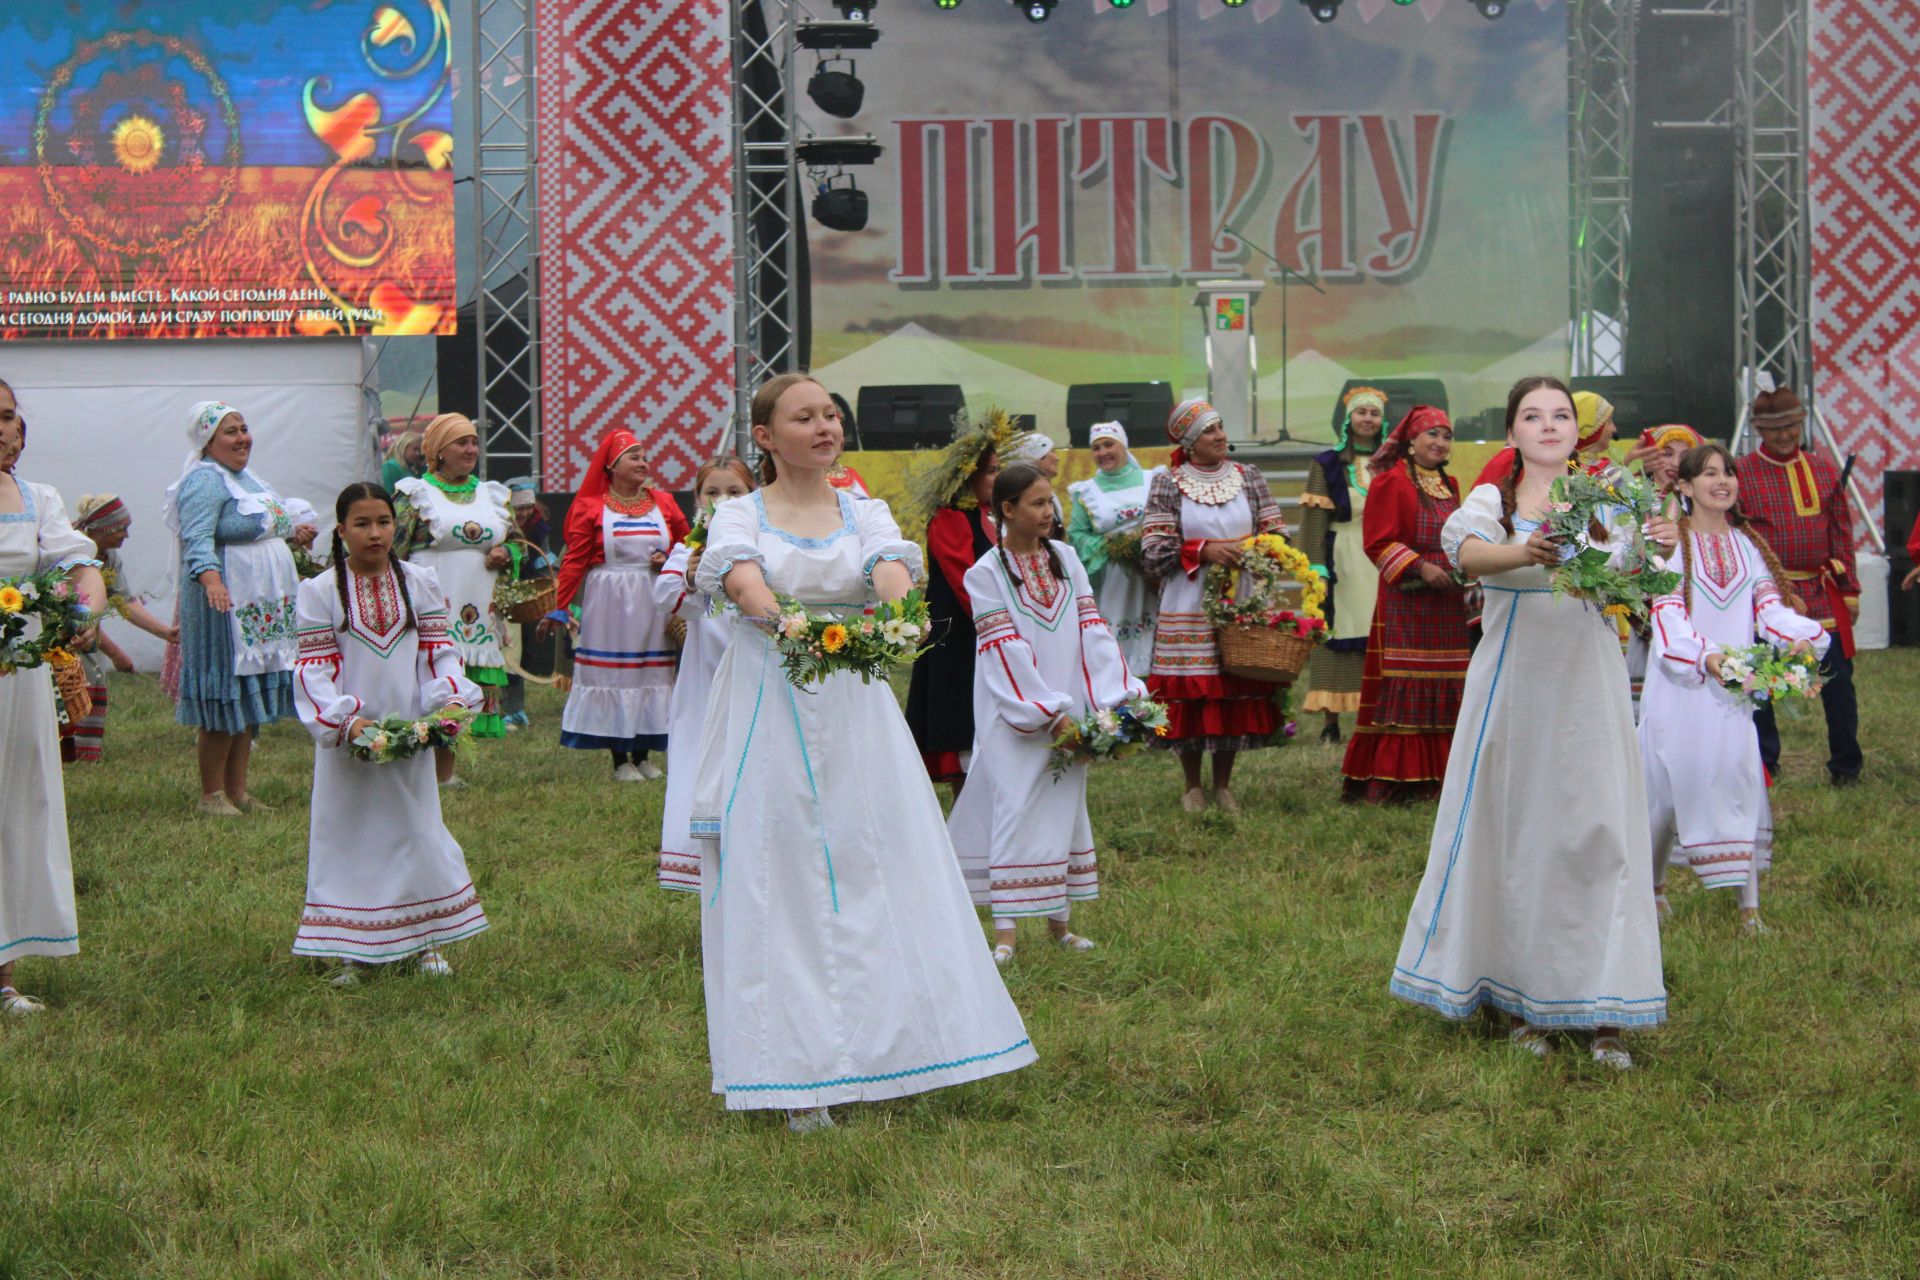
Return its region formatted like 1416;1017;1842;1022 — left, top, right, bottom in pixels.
1733;388;1862;784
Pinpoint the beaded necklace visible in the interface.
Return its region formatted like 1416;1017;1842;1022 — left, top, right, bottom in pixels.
1413;464;1451;501
1174;460;1244;506
427;471;479;505
605;488;656;517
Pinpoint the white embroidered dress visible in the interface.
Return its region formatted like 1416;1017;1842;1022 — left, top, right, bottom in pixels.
0;480;97;967
946;543;1145;917
1388;484;1666;1030
559;502;675;749
653;541;737;892
291;564;489;962
394;477;512;670
1640;529;1828;891
689;491;1037;1111
1067;469;1160;672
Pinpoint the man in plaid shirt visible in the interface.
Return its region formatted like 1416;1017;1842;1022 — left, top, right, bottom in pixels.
1733;388;1862;785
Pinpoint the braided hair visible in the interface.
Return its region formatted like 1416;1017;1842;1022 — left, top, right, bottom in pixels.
990;463;1065;587
1672;443;1805;617
331;481;417;633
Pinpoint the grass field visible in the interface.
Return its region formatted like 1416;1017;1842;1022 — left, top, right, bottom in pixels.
6;654;1919;1278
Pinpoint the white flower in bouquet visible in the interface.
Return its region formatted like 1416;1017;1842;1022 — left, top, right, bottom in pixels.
17;580;36;602
881;617;917;646
369;733;390;754
414;723;432;744
781;613;809;639
1094;709;1120;735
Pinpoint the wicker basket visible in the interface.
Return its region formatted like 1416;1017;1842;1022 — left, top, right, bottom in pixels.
1217;623;1313;684
49;652;93;723
503;577;557;624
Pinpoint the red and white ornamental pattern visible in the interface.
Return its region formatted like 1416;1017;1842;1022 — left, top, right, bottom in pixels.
1810;0;1920;520
534;0;734;489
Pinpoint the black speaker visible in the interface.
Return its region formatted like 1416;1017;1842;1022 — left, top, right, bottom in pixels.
853;384;967;450
1567;375;1694;438
1066;382;1176;446
1883;469;1920;548
1889;555;1920;647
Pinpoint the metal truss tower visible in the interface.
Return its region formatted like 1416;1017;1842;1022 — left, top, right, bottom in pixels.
1568;0;1637;378
471;0;540;481
730;0;802;458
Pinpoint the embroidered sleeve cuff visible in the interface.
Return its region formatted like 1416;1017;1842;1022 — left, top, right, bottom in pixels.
695;545;766;596
1376;543;1420;584
1298;492;1336;510
863;543;925;586
1441;525;1494;569
53;555;104;573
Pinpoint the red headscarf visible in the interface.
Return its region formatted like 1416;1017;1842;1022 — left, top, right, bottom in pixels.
575;428;645;501
1369;405;1450;474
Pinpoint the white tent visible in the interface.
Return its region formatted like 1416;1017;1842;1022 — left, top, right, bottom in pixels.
6;338;378;669
1469;331;1573;399
1254;348;1359;444
813;323;1070;442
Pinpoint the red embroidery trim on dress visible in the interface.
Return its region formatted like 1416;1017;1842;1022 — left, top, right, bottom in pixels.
1012;551;1061;609
351;567;403;636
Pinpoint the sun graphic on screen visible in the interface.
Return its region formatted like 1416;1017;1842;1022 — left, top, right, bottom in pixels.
110;114;165;174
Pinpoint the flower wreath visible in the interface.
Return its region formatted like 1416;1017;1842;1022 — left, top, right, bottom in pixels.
1201;534;1328;637
1543;461;1680;629
0;568;95;675
902;406;1029;533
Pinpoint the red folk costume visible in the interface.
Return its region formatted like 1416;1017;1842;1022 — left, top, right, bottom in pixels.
552;430;690;612
825;463;870;498
1733;443;1858;657
1140;399;1287;752
1341;406;1470;803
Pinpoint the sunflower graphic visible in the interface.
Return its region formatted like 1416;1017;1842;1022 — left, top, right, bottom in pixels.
111;114;165;174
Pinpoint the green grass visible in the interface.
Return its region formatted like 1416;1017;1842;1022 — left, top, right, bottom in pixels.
6;653;1919;1278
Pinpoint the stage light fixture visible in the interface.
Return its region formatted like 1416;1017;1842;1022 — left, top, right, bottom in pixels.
1110;0;1135;8
1020;0;1057;20
807;56;865;118
812;171;870;233
936;0;961;7
1300;0;1340;20
1223;0;1247;7
832;0;872;19
1472;0;1505;15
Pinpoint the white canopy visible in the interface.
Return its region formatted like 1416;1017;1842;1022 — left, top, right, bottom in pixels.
813;323;1070;442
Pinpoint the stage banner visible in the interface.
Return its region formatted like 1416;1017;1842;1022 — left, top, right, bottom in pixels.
533;0;734;491
1810;0;1920;520
808;0;1571;446
0;1;456;341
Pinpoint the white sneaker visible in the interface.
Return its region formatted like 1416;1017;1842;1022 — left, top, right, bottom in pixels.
613;763;645;783
636;759;664;781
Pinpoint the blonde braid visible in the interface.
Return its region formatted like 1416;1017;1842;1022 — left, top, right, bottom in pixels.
1677;514;1694;616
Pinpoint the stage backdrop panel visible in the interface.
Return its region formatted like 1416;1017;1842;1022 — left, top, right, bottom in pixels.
808;0;1571;445
0;2;456;342
1810;0;1920;523
533;0;734;491
4;339;376;670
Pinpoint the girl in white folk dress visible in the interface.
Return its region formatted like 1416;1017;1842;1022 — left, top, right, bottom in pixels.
1389;377;1669;1070
653;455;754;893
1640;443;1826;935
948;464;1146;966
292;484;489;983
690;374;1035;1133
0;385;107;1015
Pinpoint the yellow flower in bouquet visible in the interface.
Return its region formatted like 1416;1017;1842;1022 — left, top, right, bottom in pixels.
820;622;850;653
0;586;21;614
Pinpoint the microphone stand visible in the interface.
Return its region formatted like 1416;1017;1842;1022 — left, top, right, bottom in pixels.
1221;222;1325;445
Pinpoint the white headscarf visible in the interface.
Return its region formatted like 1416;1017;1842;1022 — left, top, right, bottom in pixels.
1003;432;1057;465
1088;421;1128;447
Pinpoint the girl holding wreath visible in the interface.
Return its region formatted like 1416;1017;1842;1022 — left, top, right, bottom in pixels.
689;374;1033;1132
903;411;1020;792
0;382;106;1014
1298;386;1388;744
1065;421;1161;674
292;483;488;982
1339;406;1470;804
393;414;514;770
1140;398;1287;814
539;429;688;781
947;462;1146;966
1388;376;1666;1070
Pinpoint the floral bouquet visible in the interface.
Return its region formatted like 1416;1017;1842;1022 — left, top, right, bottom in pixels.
348;704;475;763
1048;695;1168;779
1542;462;1680;630
769;590;931;688
1104;529;1145;572
683;503;716;553
1715;643;1823;708
0;568;94;673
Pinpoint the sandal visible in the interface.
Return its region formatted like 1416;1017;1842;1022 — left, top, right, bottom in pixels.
329;962;362;988
992;943;1015;968
416;949;452;977
1213;788;1240;814
1508;1023;1551;1059
1053;931;1096;952
197;792;243;818
1179;788;1206;814
1741;913;1769;937
1590;1035;1633;1071
1;986;45;1016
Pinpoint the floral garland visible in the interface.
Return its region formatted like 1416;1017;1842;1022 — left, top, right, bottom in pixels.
902;407;1028;533
767;590;931;689
0;568;94;675
349;704;474;763
1543;461;1680;630
1103;528;1145;572
1201;533;1329;639
1047;695;1168;780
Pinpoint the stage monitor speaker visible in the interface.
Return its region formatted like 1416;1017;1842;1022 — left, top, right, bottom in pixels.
1327;377;1451;438
854;384;967;451
1883;469;1920;548
1066;382;1175;446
